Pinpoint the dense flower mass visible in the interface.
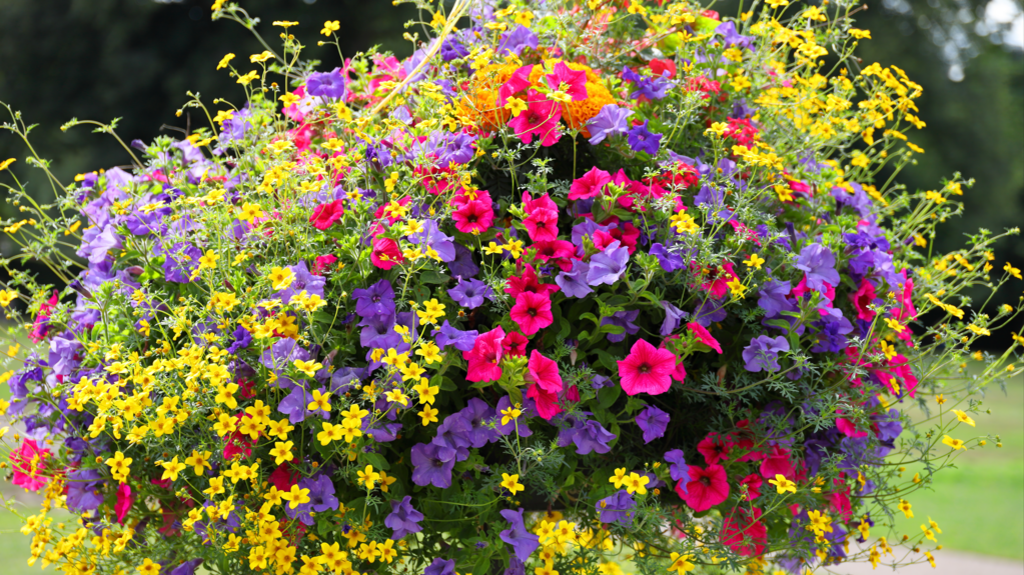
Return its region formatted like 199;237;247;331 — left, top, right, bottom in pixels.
0;1;1022;575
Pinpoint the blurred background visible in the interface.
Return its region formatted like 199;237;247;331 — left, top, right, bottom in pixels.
0;0;1021;571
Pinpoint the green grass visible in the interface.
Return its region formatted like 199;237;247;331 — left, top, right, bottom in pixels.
890;371;1024;560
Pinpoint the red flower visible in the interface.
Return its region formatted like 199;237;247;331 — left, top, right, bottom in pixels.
463;327;505;382
697;433;730;465
309;199;345;230
312;254;338;274
617;338;677;396
370;237;404;270
545;61;589;101
452;200;494;234
739;474;763;501
502;331;529;357
758;444;795;479
721;507;767;556
507;90;562;147
569;167;611;200
115;483;134;524
526;383;561;420
509;291;554;336
505;264;560;298
530;240;576;271
523;207;559;242
687;322;722;354
10;439;51;492
676;464;730;512
527;350;562;394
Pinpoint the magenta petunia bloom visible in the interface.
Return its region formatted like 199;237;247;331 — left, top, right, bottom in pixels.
526;383;561;420
545;61;588;101
370;237;404;270
507;90;562;147
687;322;723;354
452;199;494;234
463;327;505;382
569;166;612;200
509;291;554;336
527;350;562;394
115;483;134;524
676;464;730;512
720;506;767;556
617;338;677;396
309;199;345;230
523;207;559;242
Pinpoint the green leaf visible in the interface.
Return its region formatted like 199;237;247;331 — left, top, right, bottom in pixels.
472;550;494;575
420;270;450;285
362;451;390;471
597;385;622;409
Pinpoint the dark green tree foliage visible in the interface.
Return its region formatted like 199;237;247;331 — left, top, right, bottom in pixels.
0;0;415;213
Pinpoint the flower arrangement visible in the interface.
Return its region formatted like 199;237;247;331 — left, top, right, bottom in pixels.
1;1;1022;574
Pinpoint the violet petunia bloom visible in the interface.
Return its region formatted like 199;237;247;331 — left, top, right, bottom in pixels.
66;469;104;513
497;25;538;56
305;68;346;99
227;324;252;354
742;335;790;373
794;243;840;292
585;104;633;145
650;243;685;272
424;558;457;575
448;278;492;309
168;560;204;575
757;280;794;318
499;508;540;563
691;298;727;326
275;261;326;304
352;279;395;319
409;219;456;262
302;474;339;513
447;243;480;278
636;405;670;444
559;418;616;455
555;260;593;298
433;320;479;352
660;301;686;336
664;449;691;483
627;120;662;155
277;385;314;424
587;241;629;286
596;490;635;524
385;495;425;539
601;310;640;343
622;66;672;100
411;442;455;488
49;335;81;376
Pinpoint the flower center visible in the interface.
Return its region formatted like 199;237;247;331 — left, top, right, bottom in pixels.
638;362;651;374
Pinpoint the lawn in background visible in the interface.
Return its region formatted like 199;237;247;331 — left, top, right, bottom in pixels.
891;371;1024;561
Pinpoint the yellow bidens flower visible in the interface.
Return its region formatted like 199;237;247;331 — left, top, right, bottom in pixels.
216;53;235;70
322;20;340;36
898;499;914;518
0;289;18;307
357;465;380;489
952;409;976;427
269;266;295;290
769;474;797;494
236;70;260;85
623;472;650;495
106;451;132;483
942;435;965;450
668;552;695;573
1005;262;1023;279
745;254;765;269
500;473;524;495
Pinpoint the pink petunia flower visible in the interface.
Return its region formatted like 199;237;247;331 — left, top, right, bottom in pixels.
687;322;722;354
309;199;345;230
544;61;588;101
720;506;767;556
116;483;134;524
676;464;730;512
523;207;559;242
10;440;51;492
507;90;562;147
509;292;554;336
617;338;677;396
526;383;562;420
505;264;560;298
370;237;404;270
527;350;562;394
463;327;506;382
452;200;494;234
569;166;611;200
758;444;795;479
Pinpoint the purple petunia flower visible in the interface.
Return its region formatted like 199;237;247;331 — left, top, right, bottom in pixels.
275;261;326;304
448;278;492;309
650;243;685;272
493;395;533;437
432;320;479;351
660;301;686;336
794;243;840;292
596;490;635;524
409;219;457;262
277;385;314;424
621;66;672;100
497;25;538;56
555;260;593;298
627;120;662;155
386;496;425;539
664;449;690;483
352;279;395;319
424;558;457;575
742;335;790;373
66;469;104;512
600;309;639;343
757;280;794;318
691;298;727;326
168;560;204;575
447;243;480;278
227;324;252;354
411;442;456;488
559;417;616;455
499;508;540;563
306;68;346;99
303;474;339;513
585;104;633;145
49;335;81;376
636;405;670;444
587;241;629;286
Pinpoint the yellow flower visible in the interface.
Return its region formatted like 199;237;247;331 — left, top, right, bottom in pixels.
745;254;765;269
236;70;260;85
942;435;965;450
306;388;332;412
138;559;162;575
216;53;235;70
294;359;324;378
1004;262;1022;280
0;290;18;307
668;552;695;573
159;456;187;482
504;96;528;117
281;484;311;509
0;158;16;172
623;472;649;495
357;465;380;489
609;468;628;489
106;451;133;483
952;409;976;427
250;51;274;63
198;249;219;270
269;266;295;290
898;499;914;518
239;202;264;223
769;474;797;494
322;20;340;36
419;405;440;426
501;473;525;495
269;441;294;465
272;20;299;27
184;450;212;475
